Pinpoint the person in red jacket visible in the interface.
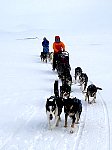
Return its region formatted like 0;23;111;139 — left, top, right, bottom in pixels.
52;36;65;70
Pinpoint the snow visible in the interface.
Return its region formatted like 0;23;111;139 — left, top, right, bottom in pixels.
0;0;112;149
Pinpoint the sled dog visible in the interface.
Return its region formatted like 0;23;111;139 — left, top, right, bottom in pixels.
40;52;48;63
48;52;53;64
79;73;88;92
46;96;63;129
63;97;82;130
74;67;82;83
85;84;102;104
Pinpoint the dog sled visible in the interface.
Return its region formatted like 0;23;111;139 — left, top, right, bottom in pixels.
56;51;71;80
57;51;69;65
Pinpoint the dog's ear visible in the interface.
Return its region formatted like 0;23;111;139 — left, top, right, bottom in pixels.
47;98;49;102
46;99;49;108
97;87;102;90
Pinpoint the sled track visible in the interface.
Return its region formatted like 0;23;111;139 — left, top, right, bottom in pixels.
72;97;87;150
44;69;88;150
98;90;110;150
73;79;110;150
68;80;88;150
89;80;110;150
1;64;110;149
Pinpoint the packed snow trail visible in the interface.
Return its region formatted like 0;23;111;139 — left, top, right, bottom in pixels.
0;36;111;150
0;47;87;150
77;80;110;150
0;65;85;150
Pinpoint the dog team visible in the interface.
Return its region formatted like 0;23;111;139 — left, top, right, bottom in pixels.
40;36;102;133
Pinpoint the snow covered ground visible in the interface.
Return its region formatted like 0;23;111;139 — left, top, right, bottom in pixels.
0;31;112;150
0;0;112;149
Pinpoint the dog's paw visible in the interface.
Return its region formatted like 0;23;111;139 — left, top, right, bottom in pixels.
74;80;77;84
89;102;92;104
82;90;85;93
71;124;74;128
51;125;56;129
75;121;79;124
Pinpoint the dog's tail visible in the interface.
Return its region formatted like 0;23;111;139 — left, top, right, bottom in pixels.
96;87;102;90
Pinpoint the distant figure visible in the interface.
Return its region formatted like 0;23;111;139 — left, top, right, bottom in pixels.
40;37;49;63
52;36;65;70
42;37;49;54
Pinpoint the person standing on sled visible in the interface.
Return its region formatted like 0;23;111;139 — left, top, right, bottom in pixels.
52;36;65;70
42;37;49;55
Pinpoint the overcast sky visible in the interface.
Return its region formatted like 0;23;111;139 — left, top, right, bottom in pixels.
0;0;112;33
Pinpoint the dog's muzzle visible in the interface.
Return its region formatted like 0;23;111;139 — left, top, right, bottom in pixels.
50;114;53;120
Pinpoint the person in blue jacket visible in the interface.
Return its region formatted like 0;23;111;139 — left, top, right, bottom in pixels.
42;37;49;54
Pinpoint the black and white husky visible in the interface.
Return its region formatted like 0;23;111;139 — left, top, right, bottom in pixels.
74;67;82;83
46;96;63;129
63;96;82;133
85;84;102;104
79;73;88;92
